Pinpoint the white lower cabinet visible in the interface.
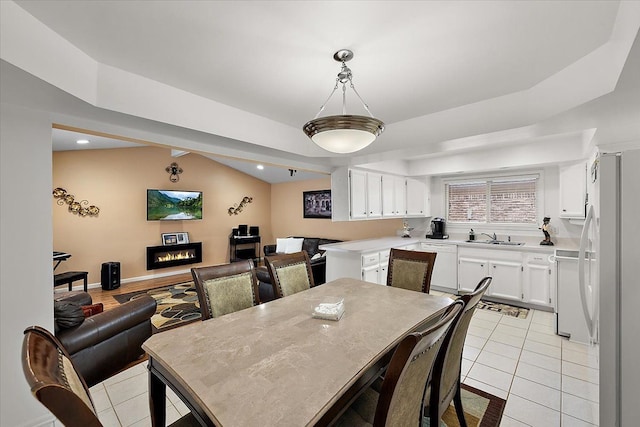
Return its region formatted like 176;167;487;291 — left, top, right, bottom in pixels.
487;260;522;301
523;253;553;306
458;257;488;294
361;249;390;285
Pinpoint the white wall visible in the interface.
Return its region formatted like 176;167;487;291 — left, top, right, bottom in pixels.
1;104;56;426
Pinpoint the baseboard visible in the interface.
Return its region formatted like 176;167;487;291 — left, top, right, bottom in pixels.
60;268;192;291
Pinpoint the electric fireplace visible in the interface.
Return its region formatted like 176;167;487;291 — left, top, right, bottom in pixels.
146;242;202;270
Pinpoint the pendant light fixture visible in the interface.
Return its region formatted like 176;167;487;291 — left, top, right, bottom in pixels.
303;49;384;154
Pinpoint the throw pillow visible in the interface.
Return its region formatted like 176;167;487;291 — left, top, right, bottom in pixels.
285;238;304;254
54;301;85;332
275;238;289;253
81;303;104;317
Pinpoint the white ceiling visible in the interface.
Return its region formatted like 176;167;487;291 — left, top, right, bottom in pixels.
3;1;640;179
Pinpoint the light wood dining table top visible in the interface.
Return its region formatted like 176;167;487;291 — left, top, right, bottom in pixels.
143;277;453;426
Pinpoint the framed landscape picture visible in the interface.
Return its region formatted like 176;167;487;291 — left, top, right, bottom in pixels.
303;190;332;219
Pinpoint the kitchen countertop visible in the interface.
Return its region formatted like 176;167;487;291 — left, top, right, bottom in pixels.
321;236;560;254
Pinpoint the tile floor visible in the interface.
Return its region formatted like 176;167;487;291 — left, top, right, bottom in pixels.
71;299;599;427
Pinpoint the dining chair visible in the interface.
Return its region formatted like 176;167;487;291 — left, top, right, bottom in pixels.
191;259;260;319
264;251;315;298
386;248;437;293
425;276;493;427
22;326;199;427
334;300;464;427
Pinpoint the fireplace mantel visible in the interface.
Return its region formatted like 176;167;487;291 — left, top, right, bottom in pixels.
146;242;202;270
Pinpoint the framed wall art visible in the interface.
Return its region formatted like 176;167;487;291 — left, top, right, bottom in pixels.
303;190;332;219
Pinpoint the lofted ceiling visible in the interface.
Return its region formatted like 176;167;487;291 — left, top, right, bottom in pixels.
2;1;640;180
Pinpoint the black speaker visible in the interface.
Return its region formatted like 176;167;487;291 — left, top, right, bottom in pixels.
249;226;259;236
238;224;248;235
101;262;121;290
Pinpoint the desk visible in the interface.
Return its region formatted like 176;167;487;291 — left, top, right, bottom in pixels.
229;235;261;265
143;278;452;426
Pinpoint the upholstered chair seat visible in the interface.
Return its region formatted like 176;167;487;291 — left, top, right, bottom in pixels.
191;260;260;320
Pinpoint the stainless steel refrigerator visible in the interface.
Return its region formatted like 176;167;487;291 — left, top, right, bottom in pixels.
586;149;640;426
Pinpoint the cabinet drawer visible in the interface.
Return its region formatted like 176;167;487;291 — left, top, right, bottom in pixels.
362;252;380;267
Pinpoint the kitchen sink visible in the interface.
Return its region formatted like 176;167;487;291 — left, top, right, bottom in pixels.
465;240;525;246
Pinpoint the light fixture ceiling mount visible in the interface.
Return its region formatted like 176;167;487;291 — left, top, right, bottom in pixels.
303;49;384;154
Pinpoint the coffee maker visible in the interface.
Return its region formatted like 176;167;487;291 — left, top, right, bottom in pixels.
427;217;448;239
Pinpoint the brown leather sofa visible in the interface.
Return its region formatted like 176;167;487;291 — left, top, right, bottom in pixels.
53;291;157;387
256;237;342;302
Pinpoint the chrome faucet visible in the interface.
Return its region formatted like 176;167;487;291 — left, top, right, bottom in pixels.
480;232;497;241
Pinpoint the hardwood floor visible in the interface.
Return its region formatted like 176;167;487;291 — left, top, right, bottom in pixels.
84;272;193;311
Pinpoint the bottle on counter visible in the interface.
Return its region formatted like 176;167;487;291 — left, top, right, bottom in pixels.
469;228;475;241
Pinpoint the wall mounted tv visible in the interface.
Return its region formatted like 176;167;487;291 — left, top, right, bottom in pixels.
147;190;203;221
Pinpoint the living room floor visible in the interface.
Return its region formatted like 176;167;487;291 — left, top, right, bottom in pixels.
78;290;599;427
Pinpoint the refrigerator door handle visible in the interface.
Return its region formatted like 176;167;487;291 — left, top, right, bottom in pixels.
578;204;595;337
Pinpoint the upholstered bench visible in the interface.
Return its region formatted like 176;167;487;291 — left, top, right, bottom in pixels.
54;271;88;292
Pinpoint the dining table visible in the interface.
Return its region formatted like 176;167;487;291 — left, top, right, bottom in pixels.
142;277;453;427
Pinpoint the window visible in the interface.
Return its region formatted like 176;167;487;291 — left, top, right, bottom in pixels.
446;175;538;224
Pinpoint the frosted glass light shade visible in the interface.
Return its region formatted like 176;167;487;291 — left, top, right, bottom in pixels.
303;115;384;154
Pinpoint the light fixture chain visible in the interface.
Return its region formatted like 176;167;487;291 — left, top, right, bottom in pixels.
350;83;375;118
342;83;347;115
313;79;340;120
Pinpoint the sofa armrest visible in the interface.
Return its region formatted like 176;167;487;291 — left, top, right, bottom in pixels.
57;295;157;355
54;291;93;306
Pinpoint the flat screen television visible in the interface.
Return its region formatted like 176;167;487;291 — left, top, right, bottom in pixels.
147;189;203;220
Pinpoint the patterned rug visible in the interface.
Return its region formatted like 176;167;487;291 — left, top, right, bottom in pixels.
113;282;201;333
477;300;529;319
425;383;506;427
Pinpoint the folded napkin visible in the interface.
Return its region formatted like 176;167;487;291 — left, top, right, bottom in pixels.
312;298;345;321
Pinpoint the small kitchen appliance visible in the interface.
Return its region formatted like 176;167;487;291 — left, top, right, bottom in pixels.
427;217;448;239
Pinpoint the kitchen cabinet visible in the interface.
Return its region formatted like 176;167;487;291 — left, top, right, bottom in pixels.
361;249;390;285
523;253;553;306
419;242;457;292
366;172;382;218
406;177;430;216
559;161;587;219
382;174;406;217
458;248;523;302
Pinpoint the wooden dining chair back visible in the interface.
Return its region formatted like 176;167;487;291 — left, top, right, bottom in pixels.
265;251;315;298
22;326;200;427
386;248;437;293
22;326;102;427
426;276;493;427
191;260;260;319
334;300;463;427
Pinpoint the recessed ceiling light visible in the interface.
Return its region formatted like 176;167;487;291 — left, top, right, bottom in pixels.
76;139;90;144
257;164;264;170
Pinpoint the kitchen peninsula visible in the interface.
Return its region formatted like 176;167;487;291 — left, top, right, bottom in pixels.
321;236;557;310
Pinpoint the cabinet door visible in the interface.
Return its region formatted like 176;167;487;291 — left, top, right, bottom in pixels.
559;162;586;219
381;175;396;217
487;261;523;301
350;170;368;219
406;178;427;216
525;262;552;306
394;176;406;216
362;265;380;284
367;172;382;218
458;257;488;293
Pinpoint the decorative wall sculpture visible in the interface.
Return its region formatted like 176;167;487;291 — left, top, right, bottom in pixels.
166;162;183;182
228;196;253;215
53;187;100;217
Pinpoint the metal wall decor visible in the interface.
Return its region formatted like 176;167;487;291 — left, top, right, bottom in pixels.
53;187;100;217
228;196;253;215
166;162;183;182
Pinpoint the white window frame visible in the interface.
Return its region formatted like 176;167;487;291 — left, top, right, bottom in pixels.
443;170;544;233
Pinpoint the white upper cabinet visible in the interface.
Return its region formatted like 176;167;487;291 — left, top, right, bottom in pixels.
331;168;429;221
382;174;406;217
559;162;587;219
406;177;430;217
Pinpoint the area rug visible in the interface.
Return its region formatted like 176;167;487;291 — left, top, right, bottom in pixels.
113;282;201;333
477;300;529;319
425;383;506;427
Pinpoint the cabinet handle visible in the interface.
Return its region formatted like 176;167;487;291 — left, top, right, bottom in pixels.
493;265;496;268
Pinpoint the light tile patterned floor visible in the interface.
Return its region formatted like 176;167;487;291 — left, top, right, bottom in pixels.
58;297;599;427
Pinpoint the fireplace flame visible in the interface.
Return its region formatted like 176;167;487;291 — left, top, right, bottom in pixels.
156;251;195;262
